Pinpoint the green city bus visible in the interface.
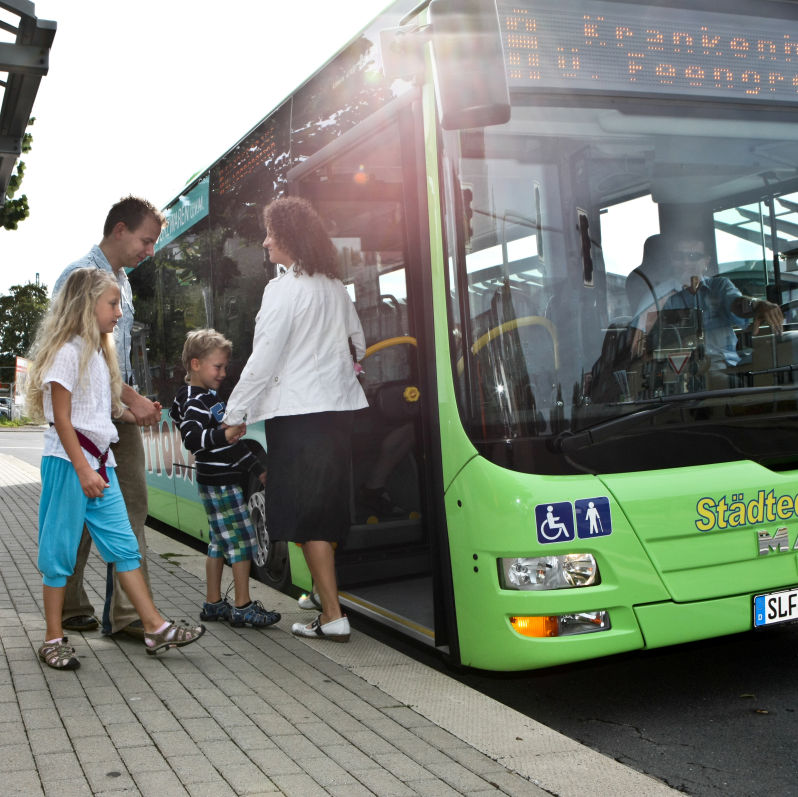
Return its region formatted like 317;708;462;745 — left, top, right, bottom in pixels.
129;0;798;670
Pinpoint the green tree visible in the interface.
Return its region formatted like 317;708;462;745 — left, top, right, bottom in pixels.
0;282;49;379
0;118;34;230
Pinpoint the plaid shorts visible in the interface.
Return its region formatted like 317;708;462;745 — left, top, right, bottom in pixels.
198;483;256;564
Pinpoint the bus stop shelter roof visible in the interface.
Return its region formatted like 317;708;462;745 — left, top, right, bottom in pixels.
0;0;55;203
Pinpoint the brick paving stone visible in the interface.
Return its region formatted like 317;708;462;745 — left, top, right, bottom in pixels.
195;738;254;769
2;742;36;771
16;688;55;709
42;780;93;797
487;770;555;797
248;747;304;780
22;705;66;730
272;731;328;761
117;743;171;772
327;783;378;797
351;767;419;796
373;751;437;782
3;770;44;796
0;450;659;797
129;768;191;796
294;719;348;746
205;702;254;729
182;716;227;743
341;727;404;756
134;707;184;732
34;751;85;782
270;771;331;797
81;759;136;793
223;763;282;794
222;723;280;754
185;782;239;797
425;758;501;793
447;744;512;775
93;701;138;726
383;704;438;729
413;721;473;749
72;735;119;763
410;778;468;796
103;721;153;748
27;726;72;756
165;753;222;784
0;709;23;728
61;713;106;739
84;686;122;706
150;728;203;757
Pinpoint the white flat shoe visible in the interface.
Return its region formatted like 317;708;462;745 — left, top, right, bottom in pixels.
297;592;321;610
291;614;350;642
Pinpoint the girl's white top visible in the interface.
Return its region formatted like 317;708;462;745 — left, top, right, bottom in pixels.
42;336;119;470
224;266;368;425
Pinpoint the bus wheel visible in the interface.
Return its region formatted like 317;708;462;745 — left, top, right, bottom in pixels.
246;475;290;591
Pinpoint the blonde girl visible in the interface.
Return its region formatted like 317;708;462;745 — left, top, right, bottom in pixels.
27;268;205;670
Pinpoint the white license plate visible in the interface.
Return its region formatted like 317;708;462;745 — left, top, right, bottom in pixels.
754;587;798;627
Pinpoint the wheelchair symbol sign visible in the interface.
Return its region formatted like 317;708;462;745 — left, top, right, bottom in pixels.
534;501;575;544
574;496;612;538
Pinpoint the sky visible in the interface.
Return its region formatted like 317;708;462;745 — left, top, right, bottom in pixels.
0;0;386;296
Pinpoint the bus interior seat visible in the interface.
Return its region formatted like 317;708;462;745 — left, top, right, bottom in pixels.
626;234;668;314
588;316;635;403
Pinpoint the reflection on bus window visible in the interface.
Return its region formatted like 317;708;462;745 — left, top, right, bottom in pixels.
445;99;798;469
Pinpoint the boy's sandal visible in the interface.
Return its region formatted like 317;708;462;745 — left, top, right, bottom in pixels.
38;637;80;670
145;620;206;655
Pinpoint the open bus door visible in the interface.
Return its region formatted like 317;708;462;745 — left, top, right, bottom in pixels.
285;95;445;646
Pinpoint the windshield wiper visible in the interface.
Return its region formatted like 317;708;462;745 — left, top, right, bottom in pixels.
555;384;798;454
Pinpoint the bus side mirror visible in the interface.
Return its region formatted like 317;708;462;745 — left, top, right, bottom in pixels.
429;0;510;130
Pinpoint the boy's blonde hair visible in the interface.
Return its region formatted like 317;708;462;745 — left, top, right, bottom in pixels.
181;328;233;383
26;268;124;422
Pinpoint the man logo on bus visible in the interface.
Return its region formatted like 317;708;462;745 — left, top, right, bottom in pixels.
535;502;575;543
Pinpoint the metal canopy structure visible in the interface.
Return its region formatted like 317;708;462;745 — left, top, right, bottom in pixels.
0;0;55;204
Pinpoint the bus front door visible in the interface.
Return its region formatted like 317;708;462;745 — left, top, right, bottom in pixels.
288;100;435;642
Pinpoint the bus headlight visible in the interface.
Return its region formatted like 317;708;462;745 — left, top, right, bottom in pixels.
499;554;599;590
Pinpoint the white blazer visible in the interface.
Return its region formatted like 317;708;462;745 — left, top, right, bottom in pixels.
224;265;368;425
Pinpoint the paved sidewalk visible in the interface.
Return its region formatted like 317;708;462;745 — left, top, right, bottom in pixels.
0;452;680;796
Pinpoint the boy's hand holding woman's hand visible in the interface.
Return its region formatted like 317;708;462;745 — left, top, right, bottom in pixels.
222;422;247;443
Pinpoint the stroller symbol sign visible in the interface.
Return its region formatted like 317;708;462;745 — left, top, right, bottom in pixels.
534;501;575;544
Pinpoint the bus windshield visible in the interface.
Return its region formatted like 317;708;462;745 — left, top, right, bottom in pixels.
446;0;798;475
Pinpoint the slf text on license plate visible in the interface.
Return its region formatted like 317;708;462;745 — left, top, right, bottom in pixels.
754;587;798;627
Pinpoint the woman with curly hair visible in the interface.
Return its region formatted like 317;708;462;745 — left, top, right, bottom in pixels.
224;196;368;642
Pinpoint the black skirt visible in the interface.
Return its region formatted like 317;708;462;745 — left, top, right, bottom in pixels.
264;411;353;543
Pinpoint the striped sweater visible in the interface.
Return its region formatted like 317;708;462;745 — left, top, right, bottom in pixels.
169;385;265;486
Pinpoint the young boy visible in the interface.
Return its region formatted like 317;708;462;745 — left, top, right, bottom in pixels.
170;329;280;628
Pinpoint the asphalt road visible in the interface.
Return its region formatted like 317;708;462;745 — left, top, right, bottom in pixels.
368;621;798;797
4;425;797;796
0;426;46;467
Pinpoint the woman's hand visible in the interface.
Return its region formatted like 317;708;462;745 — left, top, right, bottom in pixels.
223;422;246;442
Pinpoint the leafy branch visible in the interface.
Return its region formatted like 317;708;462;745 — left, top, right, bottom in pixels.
0;119;35;230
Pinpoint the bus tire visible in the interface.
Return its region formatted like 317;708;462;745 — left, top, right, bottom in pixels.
245;473;291;591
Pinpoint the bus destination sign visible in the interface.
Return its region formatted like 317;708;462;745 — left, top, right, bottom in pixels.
499;0;798;103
